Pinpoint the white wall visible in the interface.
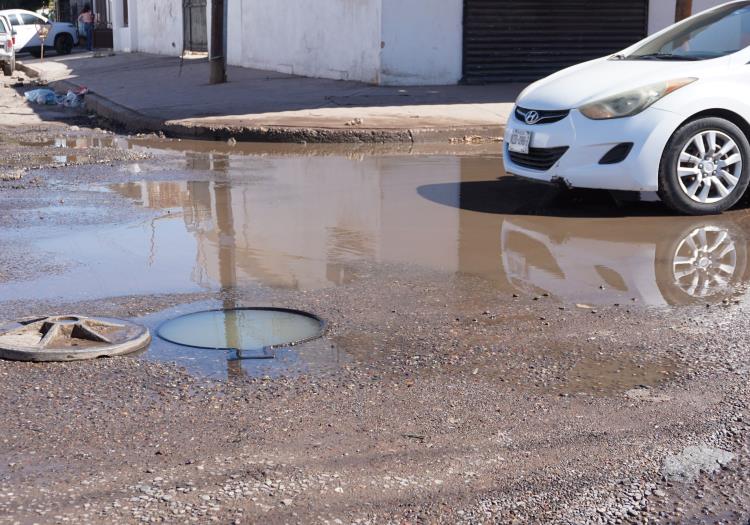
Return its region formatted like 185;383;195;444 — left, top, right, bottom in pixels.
648;0;727;34
131;0;182;56
111;0;131;52
227;0;382;83
380;0;463;85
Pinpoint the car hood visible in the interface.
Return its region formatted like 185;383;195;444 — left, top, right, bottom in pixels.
517;57;725;110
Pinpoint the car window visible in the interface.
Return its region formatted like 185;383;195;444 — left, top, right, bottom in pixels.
7;14;21;26
629;2;750;60
0;17;7;34
19;13;44;25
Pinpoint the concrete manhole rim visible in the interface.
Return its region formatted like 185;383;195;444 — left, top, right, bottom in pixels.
0;315;152;362
156;306;328;352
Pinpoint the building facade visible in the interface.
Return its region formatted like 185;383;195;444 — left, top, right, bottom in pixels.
110;0;727;86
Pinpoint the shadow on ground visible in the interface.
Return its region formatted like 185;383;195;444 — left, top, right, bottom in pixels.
417;177;750;219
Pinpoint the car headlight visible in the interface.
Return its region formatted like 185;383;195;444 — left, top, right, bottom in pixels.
579;78;697;120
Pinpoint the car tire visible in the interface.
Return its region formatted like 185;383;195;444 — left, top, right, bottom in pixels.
55;33;73;55
658;117;750;215
2;61;12;77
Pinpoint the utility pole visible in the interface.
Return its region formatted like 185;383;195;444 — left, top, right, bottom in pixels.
209;0;226;84
675;0;693;22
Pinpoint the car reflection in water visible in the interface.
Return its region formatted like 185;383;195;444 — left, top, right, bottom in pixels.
500;212;750;307
413;157;750;307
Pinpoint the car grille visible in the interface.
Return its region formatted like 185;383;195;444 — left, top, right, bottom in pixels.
508;146;569;171
515;107;570;125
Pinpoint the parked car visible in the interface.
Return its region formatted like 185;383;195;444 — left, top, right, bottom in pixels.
0;9;78;57
505;1;750;215
0;14;14;76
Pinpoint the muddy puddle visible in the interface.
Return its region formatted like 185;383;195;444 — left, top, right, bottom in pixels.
3;137;750;378
3;139;750;307
49;136;129;165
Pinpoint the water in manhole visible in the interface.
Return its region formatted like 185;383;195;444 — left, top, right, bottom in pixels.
157;308;326;358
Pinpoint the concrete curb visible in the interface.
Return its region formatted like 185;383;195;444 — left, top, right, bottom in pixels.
16;61;505;144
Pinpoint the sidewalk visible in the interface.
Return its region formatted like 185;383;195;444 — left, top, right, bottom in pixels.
17;52;520;143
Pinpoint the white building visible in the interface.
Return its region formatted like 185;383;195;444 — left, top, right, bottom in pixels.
110;0;727;86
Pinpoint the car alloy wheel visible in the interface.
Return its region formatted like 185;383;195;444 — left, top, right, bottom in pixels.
658;117;750;215
677;130;742;204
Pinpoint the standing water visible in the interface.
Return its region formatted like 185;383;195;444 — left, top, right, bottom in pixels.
157;308;326;354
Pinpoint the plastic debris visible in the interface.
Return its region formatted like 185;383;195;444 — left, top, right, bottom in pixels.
24;86;88;107
24;88;57;105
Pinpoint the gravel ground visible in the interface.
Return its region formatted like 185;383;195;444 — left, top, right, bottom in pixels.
1;74;750;525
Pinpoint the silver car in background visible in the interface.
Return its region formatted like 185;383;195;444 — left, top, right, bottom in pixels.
0;15;15;76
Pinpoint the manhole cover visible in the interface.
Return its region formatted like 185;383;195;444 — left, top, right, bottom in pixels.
157;308;326;357
0;315;151;362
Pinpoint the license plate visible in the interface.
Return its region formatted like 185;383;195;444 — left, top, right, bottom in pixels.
508;129;532;154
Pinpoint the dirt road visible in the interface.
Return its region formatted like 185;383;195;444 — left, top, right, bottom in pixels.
1;74;750;525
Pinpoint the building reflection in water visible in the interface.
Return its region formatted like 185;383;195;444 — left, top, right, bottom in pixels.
105;150;750;317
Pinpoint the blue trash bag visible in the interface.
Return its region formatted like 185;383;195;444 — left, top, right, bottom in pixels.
24;89;58;105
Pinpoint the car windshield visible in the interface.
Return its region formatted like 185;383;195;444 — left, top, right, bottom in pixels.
628;2;750;60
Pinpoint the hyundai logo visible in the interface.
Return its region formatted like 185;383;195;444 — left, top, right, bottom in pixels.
525;110;541;125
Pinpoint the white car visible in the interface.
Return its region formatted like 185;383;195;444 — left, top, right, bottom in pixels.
0;15;14;76
505;1;750;215
0;9;78;57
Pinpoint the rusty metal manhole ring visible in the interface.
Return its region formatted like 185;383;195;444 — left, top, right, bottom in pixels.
0;315;151;362
157;307;327;360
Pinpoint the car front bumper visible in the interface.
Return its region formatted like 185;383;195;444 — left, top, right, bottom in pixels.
503;107;685;192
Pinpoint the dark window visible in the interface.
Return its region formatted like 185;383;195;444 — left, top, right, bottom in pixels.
123;0;128;27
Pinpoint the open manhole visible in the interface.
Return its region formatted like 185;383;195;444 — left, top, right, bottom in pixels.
0;315;151;362
157;308;326;359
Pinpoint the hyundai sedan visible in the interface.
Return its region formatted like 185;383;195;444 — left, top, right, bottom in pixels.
505;0;750;215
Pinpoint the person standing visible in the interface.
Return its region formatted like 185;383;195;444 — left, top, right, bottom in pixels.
78;5;94;52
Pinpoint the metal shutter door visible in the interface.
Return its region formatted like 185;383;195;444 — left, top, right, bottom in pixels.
463;0;649;84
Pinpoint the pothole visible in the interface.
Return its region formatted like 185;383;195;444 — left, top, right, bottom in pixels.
157;308;326;359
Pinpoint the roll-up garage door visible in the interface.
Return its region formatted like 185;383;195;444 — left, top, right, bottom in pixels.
463;0;649;83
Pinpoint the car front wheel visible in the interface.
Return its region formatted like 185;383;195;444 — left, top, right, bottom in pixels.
658;117;750;215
